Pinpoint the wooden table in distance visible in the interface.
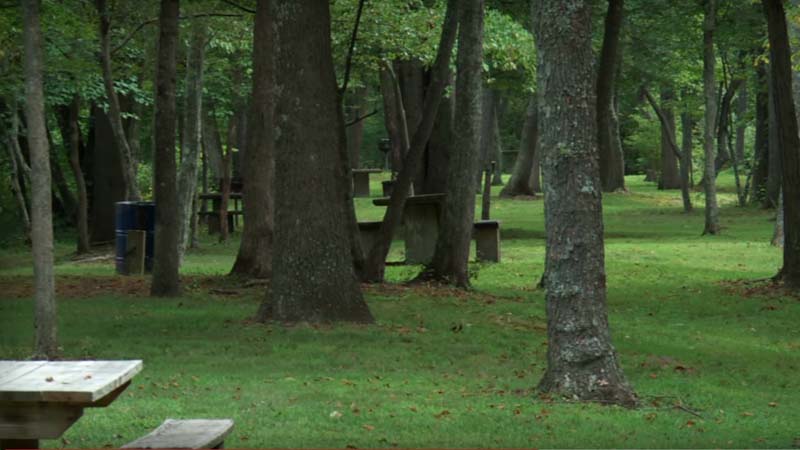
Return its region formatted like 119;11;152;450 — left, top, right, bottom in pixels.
0;360;143;450
373;193;445;264
352;169;383;198
198;192;243;233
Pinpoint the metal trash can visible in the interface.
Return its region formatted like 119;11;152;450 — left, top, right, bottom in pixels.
115;201;155;275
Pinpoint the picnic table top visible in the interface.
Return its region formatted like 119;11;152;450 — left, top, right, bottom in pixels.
372;193;445;207
352;168;383;174
0;360;143;404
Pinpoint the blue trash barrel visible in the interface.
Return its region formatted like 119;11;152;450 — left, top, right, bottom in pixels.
115;201;156;274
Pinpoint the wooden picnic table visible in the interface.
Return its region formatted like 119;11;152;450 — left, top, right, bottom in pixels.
373;193;445;264
198;192;243;233
0;360;143;450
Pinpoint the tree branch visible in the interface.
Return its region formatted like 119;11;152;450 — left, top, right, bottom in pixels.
345;109;379;128
220;0;255;14
339;0;367;95
641;86;683;160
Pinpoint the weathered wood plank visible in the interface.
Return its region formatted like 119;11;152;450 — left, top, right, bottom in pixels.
122;419;234;449
0;360;142;403
0;403;83;439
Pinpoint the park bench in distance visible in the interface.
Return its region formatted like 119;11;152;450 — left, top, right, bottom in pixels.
122;418;234;449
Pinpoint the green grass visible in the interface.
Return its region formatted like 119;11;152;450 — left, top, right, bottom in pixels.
1;174;798;448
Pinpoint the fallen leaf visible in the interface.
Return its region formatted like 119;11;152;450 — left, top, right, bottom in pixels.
685;420;695;428
768;402;778;408
434;410;450;419
329;410;343;419
741;411;754;417
362;424;375;431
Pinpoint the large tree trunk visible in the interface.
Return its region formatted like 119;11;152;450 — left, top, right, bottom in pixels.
177;21;207;260
766;62;783;207
361;0;459;283
398;60;427;190
23;0;58;359
763;0;800;287
151;0;181;297
231;0;274;279
534;0;637;407
658;88;681;189
57;98;90;253
379;67;404;174
702;0;720;235
423;83;453;194
680;113;694;212
95;0;141;201
752;59;770;205
419;0;483;287
501;96;539;197
597;0;626;192
262;0;372;323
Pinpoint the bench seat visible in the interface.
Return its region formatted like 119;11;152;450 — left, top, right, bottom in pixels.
122;419;234;449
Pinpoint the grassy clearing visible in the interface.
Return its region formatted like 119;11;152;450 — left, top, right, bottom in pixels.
1;175;798;448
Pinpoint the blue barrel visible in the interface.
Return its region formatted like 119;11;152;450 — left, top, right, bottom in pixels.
115;201;156;275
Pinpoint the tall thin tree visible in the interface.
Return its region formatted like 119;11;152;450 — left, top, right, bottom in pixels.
22;0;58;358
597;0;626;192
702;0;720;234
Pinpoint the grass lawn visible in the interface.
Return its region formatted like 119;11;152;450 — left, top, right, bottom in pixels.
1;174;798;448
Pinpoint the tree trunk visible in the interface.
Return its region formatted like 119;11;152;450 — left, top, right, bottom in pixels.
177;20;207;260
202;104;224;181
23;0;58;359
150;0;181;297
658;88;681;189
478;87;496;186
715;79;743;176
4;109;31;238
232;0;274;279
773;191;784;246
95;0;141;201
423;83;453;194
735;83;747;163
57;98;90;253
597;0;626;192
533;0;637;407
501;95;538;197
763;0;800;288
419;0;483;287
680;113;694;212
345;86;367;169
46;129;77;224
263;0;372;323
361;0;459;283
702;0;720;235
399;60;427;191
379;67;404;174
767;62;782;207
491;95;505;186
752;59;770;205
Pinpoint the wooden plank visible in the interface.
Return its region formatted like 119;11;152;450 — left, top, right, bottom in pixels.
0;403;83;439
0;361;142;403
0;362;47;386
122;419;234;449
125;230;146;275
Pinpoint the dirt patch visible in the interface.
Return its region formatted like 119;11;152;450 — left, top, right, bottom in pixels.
362;282;521;304
719;278;800;303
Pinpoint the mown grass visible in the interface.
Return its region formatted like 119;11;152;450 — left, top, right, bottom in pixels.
1;174;798;448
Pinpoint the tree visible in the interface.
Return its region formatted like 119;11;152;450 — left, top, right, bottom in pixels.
261;0;372;323
500;95;538;197
150;0;181;297
658;88;681;189
702;0;720;235
231;0;274;279
533;0;637;407
763;0;800;287
597;0;626;192
177;20;207;259
22;0;58;358
420;0;484;287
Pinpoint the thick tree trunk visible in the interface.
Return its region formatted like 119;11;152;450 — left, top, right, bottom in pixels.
379;67;404;174
57;99;90;253
534;0;637;407
501;95;538;197
361;0;459;283
763;0;800;287
232;0;274;279
658;89;681;189
23;0;58;359
399;60;427;190
680;113;694;212
423;84;453;194
177;21;207;260
263;0;372;323
702;0;720;235
419;0;483;287
773;191;784;246
150;0;181;297
597;0;626;192
752;60;770;205
96;0;141;201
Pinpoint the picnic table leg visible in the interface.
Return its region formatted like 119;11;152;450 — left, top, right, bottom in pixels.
0;439;39;450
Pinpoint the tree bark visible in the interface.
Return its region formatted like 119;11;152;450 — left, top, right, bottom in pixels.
658;88;681;190
715;79;743;174
177;20;207;260
766;62;783;207
4;107;31;238
597;0;626;192
702;0;720;235
22;0;58;359
150;0;181;297
752;59;770;205
423;83;453;194
680;113;694;212
361;0;459;283
263;0;372;323
232;0;274;279
763;0;800;288
501;95;539;197
57;98;90;253
533;0;637;407
419;0;484;287
95;0;141;201
379;67;404;174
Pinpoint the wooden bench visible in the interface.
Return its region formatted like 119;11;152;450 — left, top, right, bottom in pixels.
123;419;234;449
474;220;500;262
198;211;243;234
